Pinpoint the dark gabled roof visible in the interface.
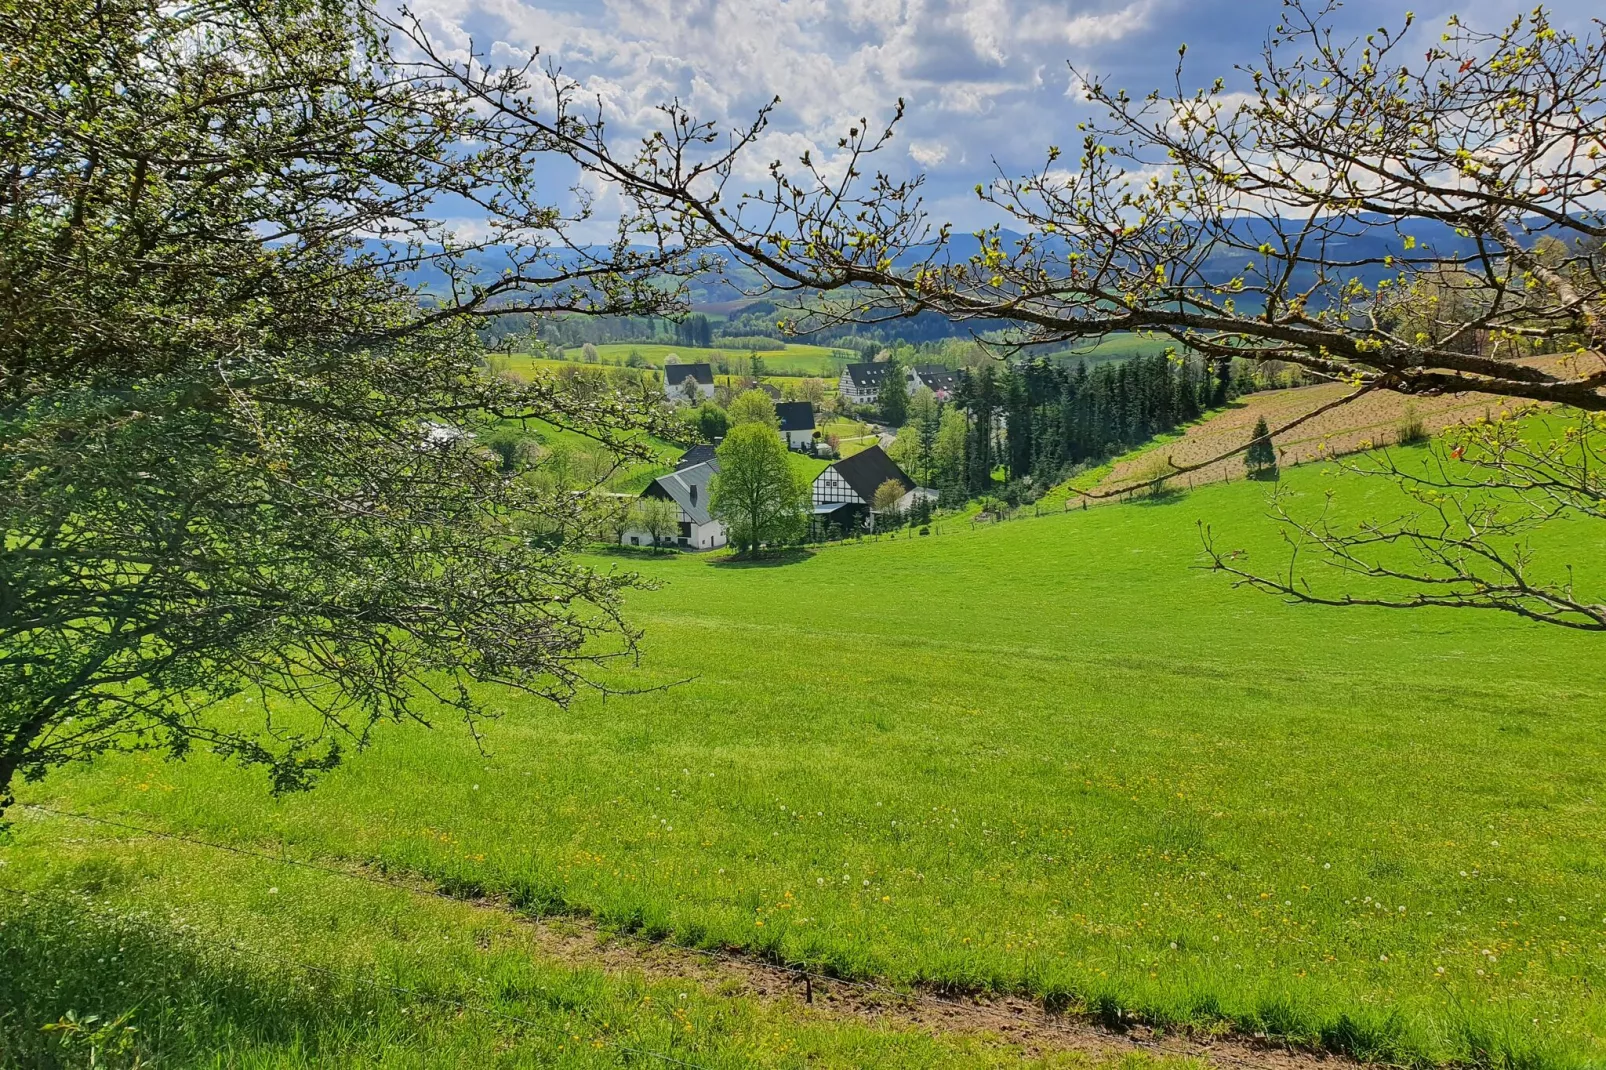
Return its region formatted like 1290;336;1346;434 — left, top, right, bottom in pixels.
674;444;717;470
842;362;896;386
913;364;959;392
647;458;720;525
775;401;815;433
664;362;714;385
828;445;913;502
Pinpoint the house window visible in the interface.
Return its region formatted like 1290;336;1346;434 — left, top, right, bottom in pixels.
689;484;698;505
629;536;638;546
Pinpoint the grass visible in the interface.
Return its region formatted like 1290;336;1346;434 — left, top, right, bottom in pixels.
558;343;850;377
8;444;1606;1068
821;417;878;457
1;823;1180;1068
1038;333;1192;367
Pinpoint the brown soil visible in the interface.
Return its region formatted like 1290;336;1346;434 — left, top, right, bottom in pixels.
1095;352;1600;495
434;881;1351;1070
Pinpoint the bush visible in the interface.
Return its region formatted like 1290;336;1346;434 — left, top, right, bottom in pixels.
1396;406;1428;446
714;335;787;351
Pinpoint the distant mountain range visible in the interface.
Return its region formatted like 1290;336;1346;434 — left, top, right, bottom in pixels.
370;216;1490;322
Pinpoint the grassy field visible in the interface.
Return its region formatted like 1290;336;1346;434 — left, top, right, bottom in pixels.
3;827;1175;1068
558;343;850;377
7;446;1606;1068
1038;333;1191;367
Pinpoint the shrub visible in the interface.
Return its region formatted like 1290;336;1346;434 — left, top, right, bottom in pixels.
1396;406;1429;446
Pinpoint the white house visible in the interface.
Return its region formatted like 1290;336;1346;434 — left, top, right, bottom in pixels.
775;401;817;450
838;362;913;405
839;362;961;405
621;454;727;550
910;364;960;401
663;363;716;404
810;445;936;533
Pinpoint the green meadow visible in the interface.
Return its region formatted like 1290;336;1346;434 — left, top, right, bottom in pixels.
7;447;1606;1068
557;343;850;377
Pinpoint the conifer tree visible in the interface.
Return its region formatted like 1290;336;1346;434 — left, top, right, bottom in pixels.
1245;417;1278;479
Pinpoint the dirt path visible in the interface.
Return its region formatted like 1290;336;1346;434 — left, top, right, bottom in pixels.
507;909;1344;1069
23;803;1352;1070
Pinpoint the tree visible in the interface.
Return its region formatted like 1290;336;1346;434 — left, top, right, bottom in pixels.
605;498;634;545
1244;418;1278;479
876;364;909;426
0;0;705;812
727;389;779;428
696;403;731;442
582;343;601;364
678;375;702;404
872;478;907;527
886;424;923;477
961;366;1001;495
711;424;807;554
674;314;713;348
932;408;969;489
908;386;941;429
632;497;681;549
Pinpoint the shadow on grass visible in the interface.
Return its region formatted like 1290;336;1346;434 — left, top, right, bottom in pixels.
0;891;382;1067
708;548;817;568
1131;484;1191;507
588;544;681;560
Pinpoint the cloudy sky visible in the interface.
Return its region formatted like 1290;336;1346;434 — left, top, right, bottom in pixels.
411;0;1599;232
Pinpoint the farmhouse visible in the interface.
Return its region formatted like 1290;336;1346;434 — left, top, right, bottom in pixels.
840;362;961;405
663;363;716;404
622;458;727;550
911;364;960;401
838;362;913;405
811;444;934;533
775;401;817;450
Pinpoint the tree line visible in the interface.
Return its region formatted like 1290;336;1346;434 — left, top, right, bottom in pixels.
889;354;1291;505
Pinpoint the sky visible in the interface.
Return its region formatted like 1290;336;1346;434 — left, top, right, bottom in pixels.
409;0;1601;236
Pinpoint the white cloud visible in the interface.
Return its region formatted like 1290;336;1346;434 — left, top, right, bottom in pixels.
415;0;1606;230
908;140;951;167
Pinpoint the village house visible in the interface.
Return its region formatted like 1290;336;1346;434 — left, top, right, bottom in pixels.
810;445;935;533
839;361;960;405
910;364;960;401
775;401;817;450
662;363;716;404
621;455;727;550
838;362;909;405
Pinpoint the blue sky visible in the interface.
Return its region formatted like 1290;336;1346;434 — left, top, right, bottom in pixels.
410;0;1601;235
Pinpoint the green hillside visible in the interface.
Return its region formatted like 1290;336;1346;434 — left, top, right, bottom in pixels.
560;343;850;377
8;447;1606;1068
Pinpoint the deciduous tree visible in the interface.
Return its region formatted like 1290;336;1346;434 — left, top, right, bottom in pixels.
0;0;702;812
632;497;682;549
727;389;779;428
711;424;807;554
